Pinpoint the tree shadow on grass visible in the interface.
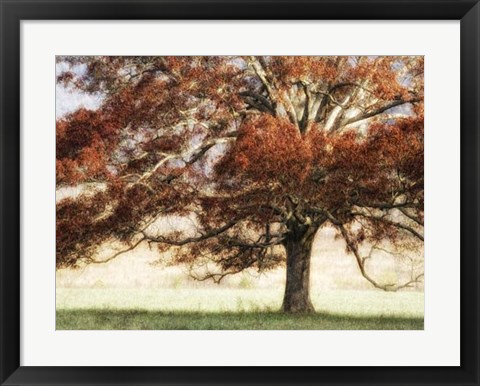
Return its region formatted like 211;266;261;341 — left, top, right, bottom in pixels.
56;309;424;330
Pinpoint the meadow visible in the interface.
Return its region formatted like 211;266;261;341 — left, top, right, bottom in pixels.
56;227;424;330
56;288;424;330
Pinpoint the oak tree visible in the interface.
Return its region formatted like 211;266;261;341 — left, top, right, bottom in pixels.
56;56;424;313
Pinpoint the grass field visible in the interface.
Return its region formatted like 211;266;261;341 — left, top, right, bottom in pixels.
56;288;424;330
56;226;423;330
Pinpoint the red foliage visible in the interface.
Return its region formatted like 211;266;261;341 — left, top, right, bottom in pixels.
217;115;313;187
56;56;424;271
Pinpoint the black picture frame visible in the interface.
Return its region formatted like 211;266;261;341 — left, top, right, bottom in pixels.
1;1;479;385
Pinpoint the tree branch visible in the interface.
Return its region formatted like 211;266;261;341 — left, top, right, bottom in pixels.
399;208;424;226
351;211;424;241
356;201;421;210
238;91;275;114
337;223;423;291
133;135;236;185
221;235;285;249
144;221;237;246
342;98;420;126
86;236;146;265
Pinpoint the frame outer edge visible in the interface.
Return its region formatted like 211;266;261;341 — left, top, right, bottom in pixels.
1;0;479;385
461;1;480;384
0;1;21;385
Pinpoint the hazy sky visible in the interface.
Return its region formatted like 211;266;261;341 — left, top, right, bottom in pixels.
56;61;103;118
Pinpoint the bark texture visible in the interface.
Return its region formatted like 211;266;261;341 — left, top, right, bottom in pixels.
281;224;316;313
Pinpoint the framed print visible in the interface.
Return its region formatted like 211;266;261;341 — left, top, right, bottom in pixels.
1;0;479;385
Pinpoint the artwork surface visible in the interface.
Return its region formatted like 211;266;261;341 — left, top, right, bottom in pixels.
56;56;424;330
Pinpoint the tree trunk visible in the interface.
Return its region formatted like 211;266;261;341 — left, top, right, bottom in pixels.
281;235;315;313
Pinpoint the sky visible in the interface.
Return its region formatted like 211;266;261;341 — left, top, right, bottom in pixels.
55;61;103;118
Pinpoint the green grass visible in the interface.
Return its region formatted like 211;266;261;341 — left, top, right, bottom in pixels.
56;309;423;330
56;288;423;330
